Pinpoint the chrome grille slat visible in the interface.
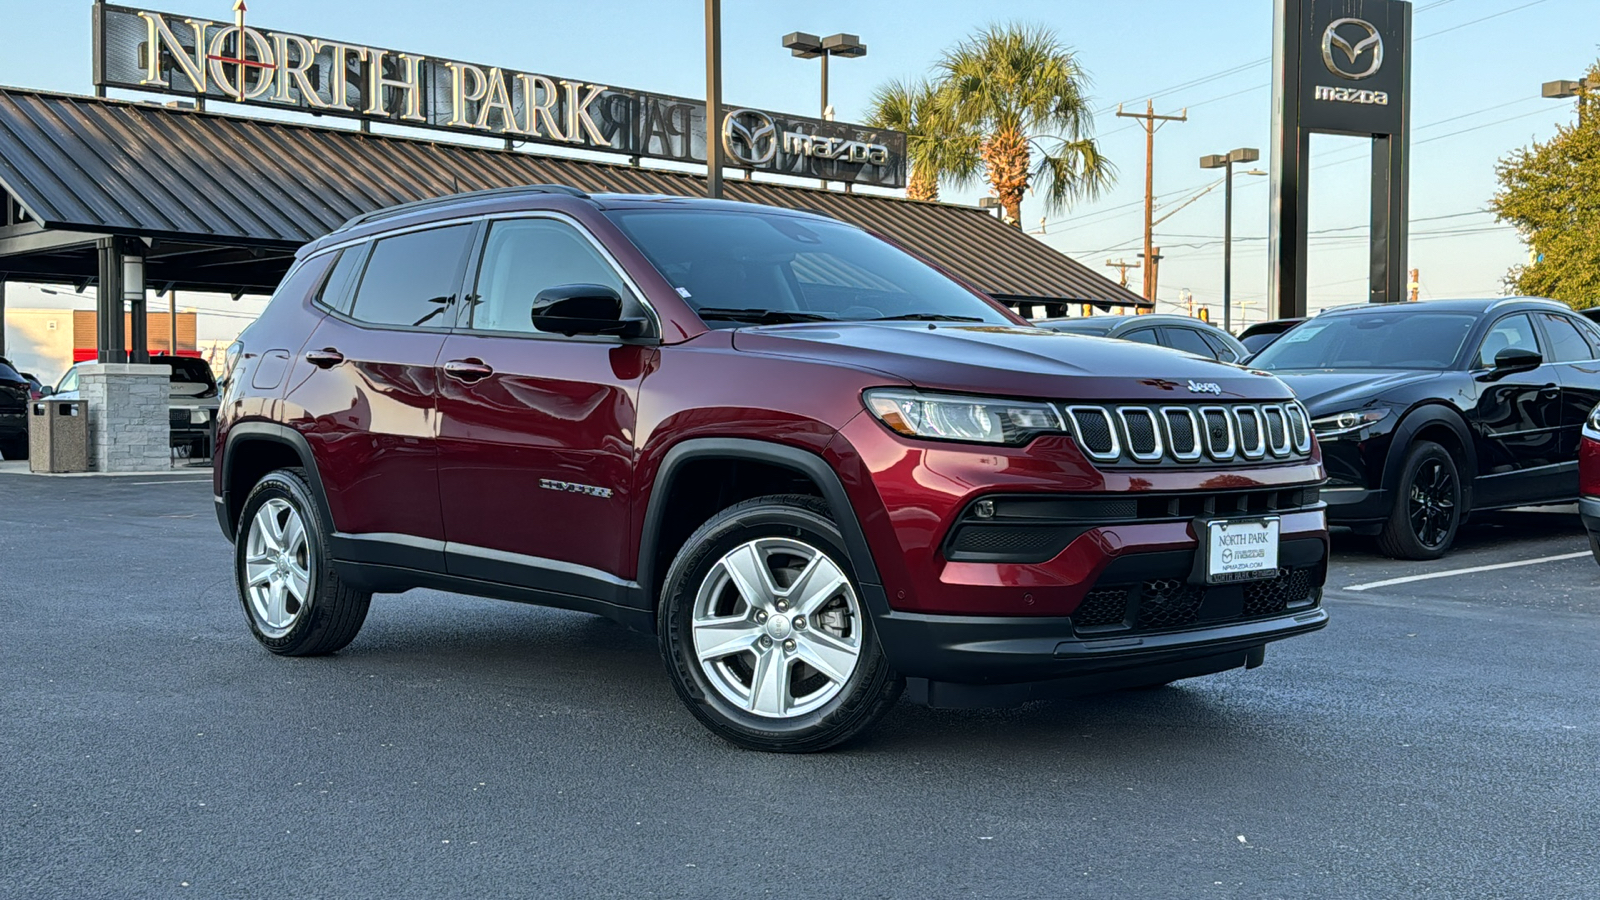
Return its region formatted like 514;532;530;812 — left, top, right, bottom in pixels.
1059;401;1310;466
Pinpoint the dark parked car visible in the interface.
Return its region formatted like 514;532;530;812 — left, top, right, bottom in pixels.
1252;298;1600;558
55;354;220;457
1033;313;1249;363
0;359;28;459
1239;318;1307;356
215;185;1328;752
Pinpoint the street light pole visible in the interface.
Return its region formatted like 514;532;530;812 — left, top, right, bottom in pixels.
705;0;723;200
783;32;866;120
1201;147;1260;332
1543;78;1593;126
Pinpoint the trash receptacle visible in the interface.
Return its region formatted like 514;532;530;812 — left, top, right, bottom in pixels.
29;400;89;474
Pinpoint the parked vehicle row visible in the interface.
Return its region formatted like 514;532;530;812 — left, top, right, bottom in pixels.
0;358;29;460
214;186;1329;752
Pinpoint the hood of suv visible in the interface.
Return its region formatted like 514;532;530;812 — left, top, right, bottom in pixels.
1269;368;1444;414
731;322;1290;402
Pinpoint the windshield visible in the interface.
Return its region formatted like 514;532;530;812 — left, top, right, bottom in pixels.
1251;311;1479;370
605;209;1013;328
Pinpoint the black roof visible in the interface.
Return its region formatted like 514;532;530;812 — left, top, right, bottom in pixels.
0;88;1149;307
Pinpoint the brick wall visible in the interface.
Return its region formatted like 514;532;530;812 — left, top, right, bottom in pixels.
79;364;170;473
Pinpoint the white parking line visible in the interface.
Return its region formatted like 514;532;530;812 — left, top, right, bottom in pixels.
1343;551;1592;592
125;479;212;485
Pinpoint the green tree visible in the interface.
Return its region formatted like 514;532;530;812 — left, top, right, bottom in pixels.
1493;62;1600;307
865;78;979;203
935;24;1113;225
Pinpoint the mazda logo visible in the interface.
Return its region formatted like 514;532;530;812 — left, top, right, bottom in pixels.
722;108;778;166
1322;17;1383;81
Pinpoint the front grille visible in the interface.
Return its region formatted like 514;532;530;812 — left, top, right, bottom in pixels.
1074;589;1130;628
1137;578;1205;629
944;489;1323;564
1072;565;1322;635
1065;402;1312;467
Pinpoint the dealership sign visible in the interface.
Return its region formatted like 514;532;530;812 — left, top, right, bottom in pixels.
1295;1;1407;135
93;4;907;187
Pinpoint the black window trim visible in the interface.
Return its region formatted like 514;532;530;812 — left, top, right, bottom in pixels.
328;219;481;335
449;210;661;343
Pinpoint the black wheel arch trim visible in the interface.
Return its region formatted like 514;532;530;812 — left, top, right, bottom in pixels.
1379;405;1476;500
219;421;333;543
638;437;887;617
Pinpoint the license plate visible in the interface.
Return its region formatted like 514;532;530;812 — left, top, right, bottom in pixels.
1203;517;1280;584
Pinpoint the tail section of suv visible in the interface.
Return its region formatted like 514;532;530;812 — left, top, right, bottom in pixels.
214;185;1328;752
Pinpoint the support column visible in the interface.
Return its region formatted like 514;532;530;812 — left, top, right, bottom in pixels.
0;277;7;359
96;238;126;364
126;251;148;364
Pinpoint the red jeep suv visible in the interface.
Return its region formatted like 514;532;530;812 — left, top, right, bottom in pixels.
213;186;1329;752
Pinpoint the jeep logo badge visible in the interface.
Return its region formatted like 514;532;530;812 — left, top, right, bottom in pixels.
1321;17;1383;81
1187;381;1223;395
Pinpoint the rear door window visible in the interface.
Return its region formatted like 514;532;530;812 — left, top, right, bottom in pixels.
349;225;474;328
1122;328;1159;345
1162;326;1217;358
1539;313;1595;363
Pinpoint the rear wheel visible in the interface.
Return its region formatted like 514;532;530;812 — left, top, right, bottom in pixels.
235;468;371;656
1377;440;1461;560
658;495;902;753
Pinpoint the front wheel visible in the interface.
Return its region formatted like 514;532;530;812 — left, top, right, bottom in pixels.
235;468;371;656
1377;440;1462;560
658;495;902;753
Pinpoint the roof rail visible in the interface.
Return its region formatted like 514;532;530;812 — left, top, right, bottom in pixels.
338;184;591;231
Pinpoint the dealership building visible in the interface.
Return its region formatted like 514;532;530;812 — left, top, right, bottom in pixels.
0;2;1144;468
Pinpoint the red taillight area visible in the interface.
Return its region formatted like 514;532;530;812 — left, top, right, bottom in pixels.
1581;436;1600;497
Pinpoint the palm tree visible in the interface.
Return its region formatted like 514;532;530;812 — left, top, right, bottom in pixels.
935;24;1114;225
865;78;979;202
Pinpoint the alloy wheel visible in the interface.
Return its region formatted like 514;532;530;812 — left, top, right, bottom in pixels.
1407;459;1457;549
243;498;313;638
691;537;863;719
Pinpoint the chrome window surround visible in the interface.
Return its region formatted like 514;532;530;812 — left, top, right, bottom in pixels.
1116;407;1165;462
1063;402;1313;467
1064;406;1122;462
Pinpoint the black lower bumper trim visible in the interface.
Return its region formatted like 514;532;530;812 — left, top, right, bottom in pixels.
876;606;1329;702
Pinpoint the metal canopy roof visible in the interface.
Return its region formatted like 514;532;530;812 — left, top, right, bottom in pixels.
0;88;1147;308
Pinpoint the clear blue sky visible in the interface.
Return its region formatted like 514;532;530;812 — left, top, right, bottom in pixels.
0;0;1593;329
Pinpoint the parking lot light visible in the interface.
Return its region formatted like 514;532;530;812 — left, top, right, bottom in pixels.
1200;147;1260;332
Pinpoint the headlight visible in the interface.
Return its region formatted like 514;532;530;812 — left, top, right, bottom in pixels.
863;389;1063;445
1311;407;1390;439
1586;403;1600;433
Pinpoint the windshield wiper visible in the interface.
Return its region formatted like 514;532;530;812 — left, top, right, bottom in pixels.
695;307;838;324
865;313;986;323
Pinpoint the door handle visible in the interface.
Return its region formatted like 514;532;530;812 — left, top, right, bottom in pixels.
305;348;344;369
443;359;494;383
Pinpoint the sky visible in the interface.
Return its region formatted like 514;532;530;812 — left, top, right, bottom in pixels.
0;0;1594;363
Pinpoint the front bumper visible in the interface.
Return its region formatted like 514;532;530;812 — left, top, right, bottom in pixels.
880;605;1329;707
1580;497;1600;558
1320;483;1392;524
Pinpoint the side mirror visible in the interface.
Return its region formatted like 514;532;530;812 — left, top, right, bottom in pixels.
38;387;53;398
531;284;647;338
1486;346;1543;379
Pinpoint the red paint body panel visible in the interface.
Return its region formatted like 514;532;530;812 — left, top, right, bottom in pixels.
1581;435;1600;497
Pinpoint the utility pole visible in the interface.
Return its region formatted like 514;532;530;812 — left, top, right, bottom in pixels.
1105;259;1136;287
705;0;723;200
1116;100;1187;303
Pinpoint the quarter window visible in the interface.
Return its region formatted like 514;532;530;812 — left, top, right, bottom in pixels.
1122;328;1159;345
1163;327;1216;358
1477;314;1541;368
1539;313;1595;363
469;218;635;334
348;225;473;328
314;247;367;315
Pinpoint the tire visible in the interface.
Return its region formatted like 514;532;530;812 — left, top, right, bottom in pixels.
657;494;903;753
1376;440;1462;560
234;467;371;656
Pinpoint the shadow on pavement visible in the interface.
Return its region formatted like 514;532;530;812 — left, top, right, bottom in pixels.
1332;506;1585;560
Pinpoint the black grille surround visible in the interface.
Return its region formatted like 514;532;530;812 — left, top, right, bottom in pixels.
1063;402;1312;467
944;489;1324;564
1070;563;1324;637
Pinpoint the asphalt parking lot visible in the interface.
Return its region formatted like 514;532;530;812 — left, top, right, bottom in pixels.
2;474;1596;899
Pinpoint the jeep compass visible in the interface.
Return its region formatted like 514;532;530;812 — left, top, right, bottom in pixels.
213;185;1329;752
